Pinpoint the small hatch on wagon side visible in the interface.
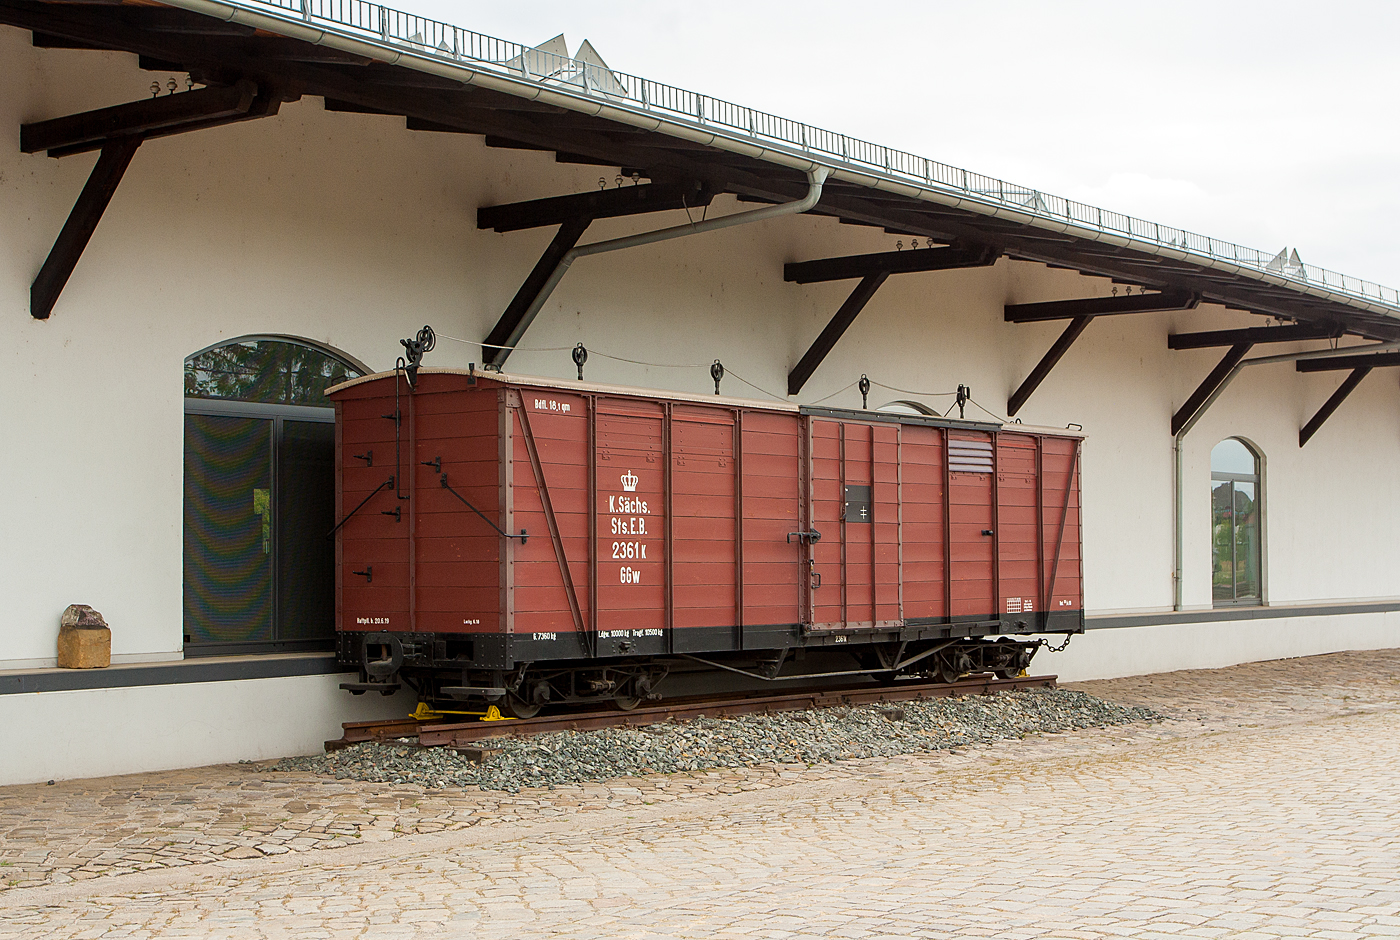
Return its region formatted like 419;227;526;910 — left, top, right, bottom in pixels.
843;485;872;523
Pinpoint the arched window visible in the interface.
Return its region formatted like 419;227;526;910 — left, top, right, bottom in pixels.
183;337;366;653
184;335;368;405
1211;438;1262;605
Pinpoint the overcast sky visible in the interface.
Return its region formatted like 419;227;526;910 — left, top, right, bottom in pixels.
397;1;1400;288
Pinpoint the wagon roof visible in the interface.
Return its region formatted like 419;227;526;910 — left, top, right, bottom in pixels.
327;368;1085;438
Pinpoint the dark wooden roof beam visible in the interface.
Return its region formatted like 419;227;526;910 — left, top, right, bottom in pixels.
138;55;187;72
31;30;114;49
1169;323;1342;350
119;9;256;35
248;38;371;65
325;98;399;115
785;244;997;284
484;135;552;151
477;181;714;233
21;79;259;155
555;152;622;167
1295;351;1400;372
1006;288;1199;323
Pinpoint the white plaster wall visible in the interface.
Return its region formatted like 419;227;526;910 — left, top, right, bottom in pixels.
1051;611;1400;683
0;675;405;786
3;31;1399;676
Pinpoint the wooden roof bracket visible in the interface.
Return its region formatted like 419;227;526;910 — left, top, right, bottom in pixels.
478;182;715;368
486;169;827;369
22;79;286;319
1005;288;1199;417
785;244;998;395
1170;343;1254;436
1299;367;1372;447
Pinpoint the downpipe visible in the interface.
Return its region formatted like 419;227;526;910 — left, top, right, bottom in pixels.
1172;339;1400;610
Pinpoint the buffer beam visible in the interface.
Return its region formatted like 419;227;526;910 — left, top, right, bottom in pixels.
785;245;997;394
1005;288;1199;323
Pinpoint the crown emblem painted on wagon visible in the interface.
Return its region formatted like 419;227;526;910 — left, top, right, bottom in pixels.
621;471;638;492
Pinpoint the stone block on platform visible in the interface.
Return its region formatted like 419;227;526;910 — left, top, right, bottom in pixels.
57;605;110;669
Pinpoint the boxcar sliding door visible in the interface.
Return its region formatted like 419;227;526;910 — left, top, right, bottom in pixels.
806;418;900;631
947;431;997;623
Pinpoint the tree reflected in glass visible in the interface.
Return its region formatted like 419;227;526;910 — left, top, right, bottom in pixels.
185;339;362;406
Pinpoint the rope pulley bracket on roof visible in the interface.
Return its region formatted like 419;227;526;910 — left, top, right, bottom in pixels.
399;325;436;388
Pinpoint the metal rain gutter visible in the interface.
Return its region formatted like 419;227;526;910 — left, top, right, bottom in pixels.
158;0;1400;325
1170;340;1400;610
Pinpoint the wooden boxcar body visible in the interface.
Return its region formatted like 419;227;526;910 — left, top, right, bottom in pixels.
329;369;1083;710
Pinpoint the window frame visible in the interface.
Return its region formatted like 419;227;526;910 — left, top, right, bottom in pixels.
182;336;364;656
1210;437;1265;608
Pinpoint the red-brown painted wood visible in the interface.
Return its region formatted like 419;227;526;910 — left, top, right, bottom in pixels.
330;372;1084;646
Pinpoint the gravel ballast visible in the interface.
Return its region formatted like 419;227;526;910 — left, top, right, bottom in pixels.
275;688;1161;792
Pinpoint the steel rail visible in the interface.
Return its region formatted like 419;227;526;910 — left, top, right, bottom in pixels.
325;673;1058;751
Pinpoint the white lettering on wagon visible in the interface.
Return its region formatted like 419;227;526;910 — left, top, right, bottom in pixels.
606;471;655;588
608;495;649;514
533;398;572;414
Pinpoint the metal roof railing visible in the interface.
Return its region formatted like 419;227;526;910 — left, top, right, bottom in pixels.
211;0;1400;315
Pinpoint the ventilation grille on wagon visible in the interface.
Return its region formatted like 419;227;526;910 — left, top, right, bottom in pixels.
948;439;994;473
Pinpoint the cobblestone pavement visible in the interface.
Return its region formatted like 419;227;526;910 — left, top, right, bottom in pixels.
2;649;1399;938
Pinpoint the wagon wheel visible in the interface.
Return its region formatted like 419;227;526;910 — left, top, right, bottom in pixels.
613;685;642;711
937;659;961;685
995;667;1024;680
503;692;541;719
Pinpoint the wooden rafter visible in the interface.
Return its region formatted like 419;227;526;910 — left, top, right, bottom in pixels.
785;245;998;394
1168;323;1342;349
1300;368;1372;447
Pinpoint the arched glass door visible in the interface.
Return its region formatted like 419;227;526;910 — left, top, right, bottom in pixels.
1211;438;1262;605
183;337;365;653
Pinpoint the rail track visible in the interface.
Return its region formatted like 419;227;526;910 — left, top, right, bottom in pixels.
326;673;1057;752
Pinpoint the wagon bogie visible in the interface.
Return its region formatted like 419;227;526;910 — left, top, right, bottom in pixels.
328;368;1083;710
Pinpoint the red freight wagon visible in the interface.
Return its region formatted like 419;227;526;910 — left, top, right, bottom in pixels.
329;367;1083;714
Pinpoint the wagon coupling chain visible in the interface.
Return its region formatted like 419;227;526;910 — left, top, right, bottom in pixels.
1041;635;1073;653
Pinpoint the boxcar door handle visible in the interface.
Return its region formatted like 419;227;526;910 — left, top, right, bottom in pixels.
981;529;994;536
